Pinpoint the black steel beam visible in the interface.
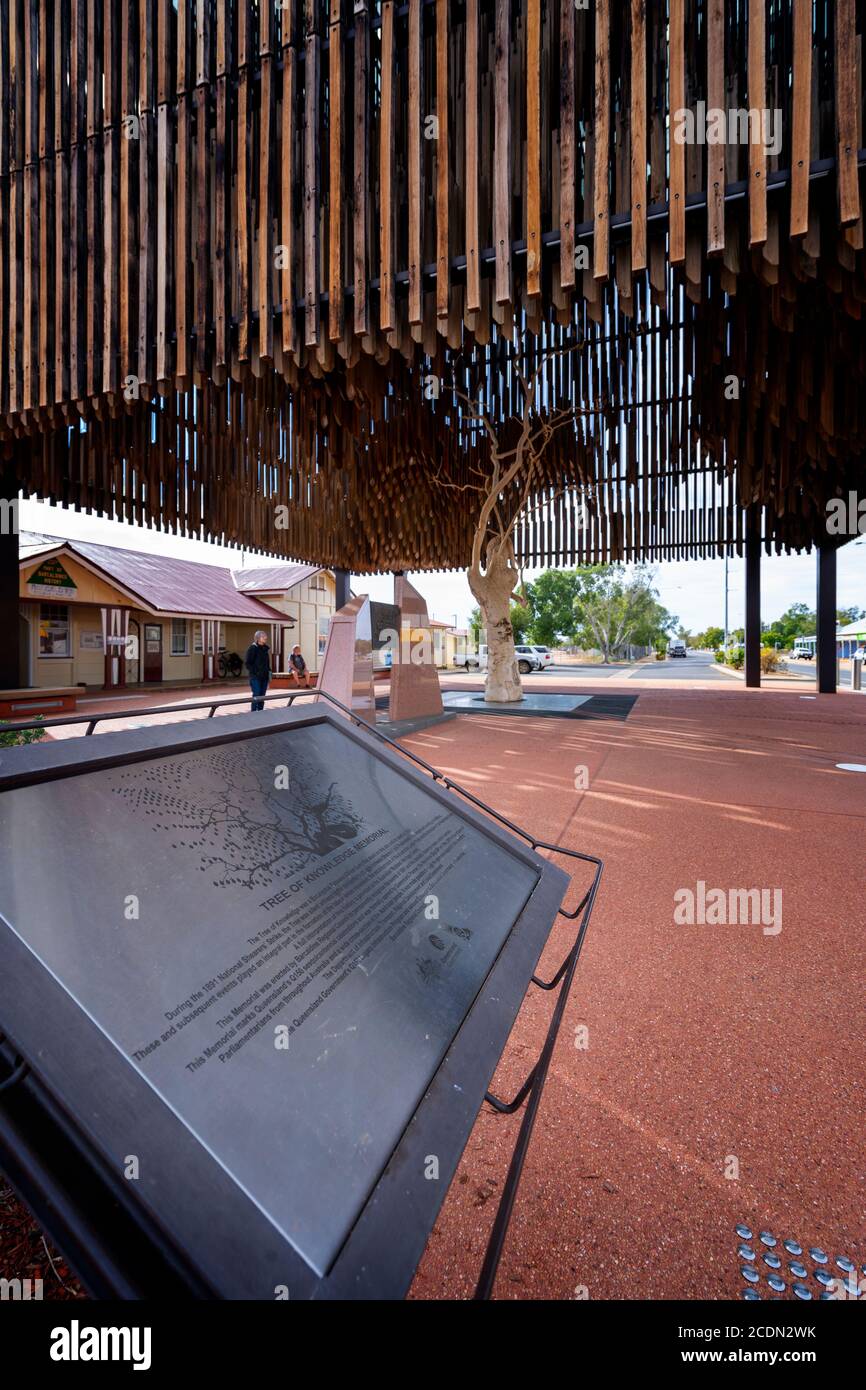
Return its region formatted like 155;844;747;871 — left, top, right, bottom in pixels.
817;546;837;694
333;568;351;610
0;469;22;690
744;509;762;689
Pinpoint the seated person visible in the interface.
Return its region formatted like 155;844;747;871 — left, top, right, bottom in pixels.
289;644;311;688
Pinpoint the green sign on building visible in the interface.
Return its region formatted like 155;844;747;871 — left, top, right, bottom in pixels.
26;557;78;599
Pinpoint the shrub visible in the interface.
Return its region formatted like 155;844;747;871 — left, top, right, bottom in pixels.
714;649;725;663
0;718;45;748
760;646;782;674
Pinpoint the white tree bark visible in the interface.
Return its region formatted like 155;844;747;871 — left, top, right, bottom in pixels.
454;348;586;703
469;540;523;703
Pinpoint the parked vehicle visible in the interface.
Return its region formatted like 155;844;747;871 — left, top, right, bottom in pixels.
528;645;553;669
514;645;548;673
667;639;687;658
453;642;546;674
791;639;815;660
453;644;488;670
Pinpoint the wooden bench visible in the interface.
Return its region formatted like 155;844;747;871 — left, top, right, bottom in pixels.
269;671;319;690
0;687;80;720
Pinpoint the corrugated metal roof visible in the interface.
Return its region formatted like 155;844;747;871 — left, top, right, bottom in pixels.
233;562;324;592
21;534;294;621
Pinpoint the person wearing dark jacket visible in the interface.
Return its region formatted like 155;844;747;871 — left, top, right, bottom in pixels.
245;630;271;711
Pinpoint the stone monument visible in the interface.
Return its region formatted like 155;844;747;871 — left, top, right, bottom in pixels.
315;593;376;725
388;575;445;723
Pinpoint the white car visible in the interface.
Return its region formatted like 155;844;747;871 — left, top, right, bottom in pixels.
514;645;546;673
453;644;488;670
453;643;545;674
528;645;553;669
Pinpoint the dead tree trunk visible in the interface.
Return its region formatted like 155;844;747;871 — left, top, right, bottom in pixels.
449;347;587;705
469;535;522;703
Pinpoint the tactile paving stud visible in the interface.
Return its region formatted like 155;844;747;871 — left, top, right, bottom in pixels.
793;1283;812;1300
741;1266;760;1284
738;1244;756;1261
809;1247;828;1264
789;1262;808;1280
759;1231;777;1247
839;1277;859;1297
767;1274;786;1293
763;1253;781;1269
735;1224;752;1240
836;1256;854;1273
815;1269;834;1288
741;1288;761;1300
783;1239;802;1256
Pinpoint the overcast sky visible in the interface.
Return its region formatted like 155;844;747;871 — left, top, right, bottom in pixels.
21;497;866;635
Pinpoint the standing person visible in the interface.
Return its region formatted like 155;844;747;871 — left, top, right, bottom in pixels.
289;644;311;689
245;630;271;711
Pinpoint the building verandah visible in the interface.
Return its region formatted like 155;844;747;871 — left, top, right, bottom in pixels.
16;536;335;693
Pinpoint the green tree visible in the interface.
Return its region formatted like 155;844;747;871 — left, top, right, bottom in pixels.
510;600;530;642
573;565;676;661
468;601;529;643
522;569;580;645
837;607;866;627
763;603;815;648
696;625;724;649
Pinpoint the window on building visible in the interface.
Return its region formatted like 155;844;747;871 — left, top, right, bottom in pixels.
39;604;70;657
171;618;189;655
318;615;330;657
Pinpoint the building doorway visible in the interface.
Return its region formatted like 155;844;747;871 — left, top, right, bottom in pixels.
143;623;162;682
126;618;141;685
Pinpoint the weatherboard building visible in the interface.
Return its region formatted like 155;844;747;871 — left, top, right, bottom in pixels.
15;533;336;698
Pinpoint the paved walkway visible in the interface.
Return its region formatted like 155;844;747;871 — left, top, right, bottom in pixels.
404;687;866;1299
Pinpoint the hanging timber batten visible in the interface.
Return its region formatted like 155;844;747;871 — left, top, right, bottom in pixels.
0;0;864;571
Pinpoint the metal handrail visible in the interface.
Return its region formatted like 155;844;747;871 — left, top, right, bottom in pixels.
2;687;602;878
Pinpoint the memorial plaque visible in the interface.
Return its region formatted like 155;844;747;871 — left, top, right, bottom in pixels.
369;600;400;652
0;717;541;1277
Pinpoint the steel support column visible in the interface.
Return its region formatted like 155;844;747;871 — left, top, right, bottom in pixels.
334;568;351;610
816;546;837;694
337;564;354;608
744;511;762;689
0;472;22;689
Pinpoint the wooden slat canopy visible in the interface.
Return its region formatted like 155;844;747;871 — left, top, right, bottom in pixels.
0;0;864;571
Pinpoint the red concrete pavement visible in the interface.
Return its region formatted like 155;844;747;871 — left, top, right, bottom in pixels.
404;687;866;1299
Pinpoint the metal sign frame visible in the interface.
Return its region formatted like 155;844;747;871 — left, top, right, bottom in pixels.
0;702;601;1298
